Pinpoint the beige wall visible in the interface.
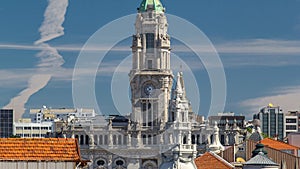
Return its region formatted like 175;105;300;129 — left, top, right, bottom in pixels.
0;161;77;169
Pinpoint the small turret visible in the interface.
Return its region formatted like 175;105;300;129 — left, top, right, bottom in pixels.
208;122;225;154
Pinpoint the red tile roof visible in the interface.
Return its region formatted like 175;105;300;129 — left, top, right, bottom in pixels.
0;138;81;161
261;138;300;150
194;152;234;169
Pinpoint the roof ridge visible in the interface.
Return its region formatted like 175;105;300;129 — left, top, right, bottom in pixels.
208;152;234;168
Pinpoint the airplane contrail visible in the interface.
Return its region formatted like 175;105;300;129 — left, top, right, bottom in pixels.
4;0;69;121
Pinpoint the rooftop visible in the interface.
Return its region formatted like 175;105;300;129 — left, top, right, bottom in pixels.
244;152;279;166
261;138;300;150
0;138;81;161
194;152;234;169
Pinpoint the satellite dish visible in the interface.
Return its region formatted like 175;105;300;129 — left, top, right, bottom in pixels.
236;157;246;163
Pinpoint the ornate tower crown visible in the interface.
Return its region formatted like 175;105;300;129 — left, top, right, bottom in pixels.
138;0;165;13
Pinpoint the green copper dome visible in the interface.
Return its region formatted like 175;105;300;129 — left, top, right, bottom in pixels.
138;0;164;13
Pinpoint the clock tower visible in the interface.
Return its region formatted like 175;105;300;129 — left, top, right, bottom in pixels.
129;0;173;129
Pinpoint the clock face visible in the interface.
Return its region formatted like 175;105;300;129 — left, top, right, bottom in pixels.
144;84;154;96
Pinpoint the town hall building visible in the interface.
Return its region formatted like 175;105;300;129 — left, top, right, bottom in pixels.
56;0;243;168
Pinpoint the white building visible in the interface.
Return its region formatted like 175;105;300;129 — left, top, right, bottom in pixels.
14;107;96;138
56;0;240;168
285;111;299;136
30;106;95;123
14;120;52;138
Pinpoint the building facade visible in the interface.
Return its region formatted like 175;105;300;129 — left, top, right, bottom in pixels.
285;111;299;136
253;104;285;140
14;121;52;138
0;109;14;138
54;1;245;168
208;113;245;146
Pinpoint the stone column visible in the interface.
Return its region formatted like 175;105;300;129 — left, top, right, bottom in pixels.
188;131;192;144
128;133;131;146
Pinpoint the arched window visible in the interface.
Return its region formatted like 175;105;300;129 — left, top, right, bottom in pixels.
197;134;200;144
143;160;158;169
80;135;84;145
183;135;187;144
113;135;117;145
115;159;125;166
85;135;89;145
148;135;152;145
96;158;106;168
99;135;103;145
94;135;98;145
97;159;105;166
143;135;147;145
171;112;175;122
104;135;108;145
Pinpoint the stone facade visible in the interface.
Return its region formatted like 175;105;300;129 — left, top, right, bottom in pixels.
57;1;245;168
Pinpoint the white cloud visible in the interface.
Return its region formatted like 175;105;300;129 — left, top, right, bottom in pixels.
34;0;69;45
215;39;300;55
240;86;300;114
1;38;300;54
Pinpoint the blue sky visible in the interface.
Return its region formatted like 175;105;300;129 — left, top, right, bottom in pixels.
1;0;300;120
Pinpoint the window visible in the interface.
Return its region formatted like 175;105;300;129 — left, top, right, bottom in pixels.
118;135;122;145
146;33;155;53
24;127;31;130
94;135;98;145
97;159;105;166
113;135;117;145
286;125;297;130
99;135;103;145
148;60;153;69
148;135;152;145
183;136;187;144
143;135;147;145
80;135;84;145
85;135;89;145
286;119;297;123
116;160;124;166
238;147;245;151
33;127;40;130
104;135;108;145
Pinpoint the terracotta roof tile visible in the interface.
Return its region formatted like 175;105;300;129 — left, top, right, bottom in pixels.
261;138;300;150
194;152;234;169
0;138;81;161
